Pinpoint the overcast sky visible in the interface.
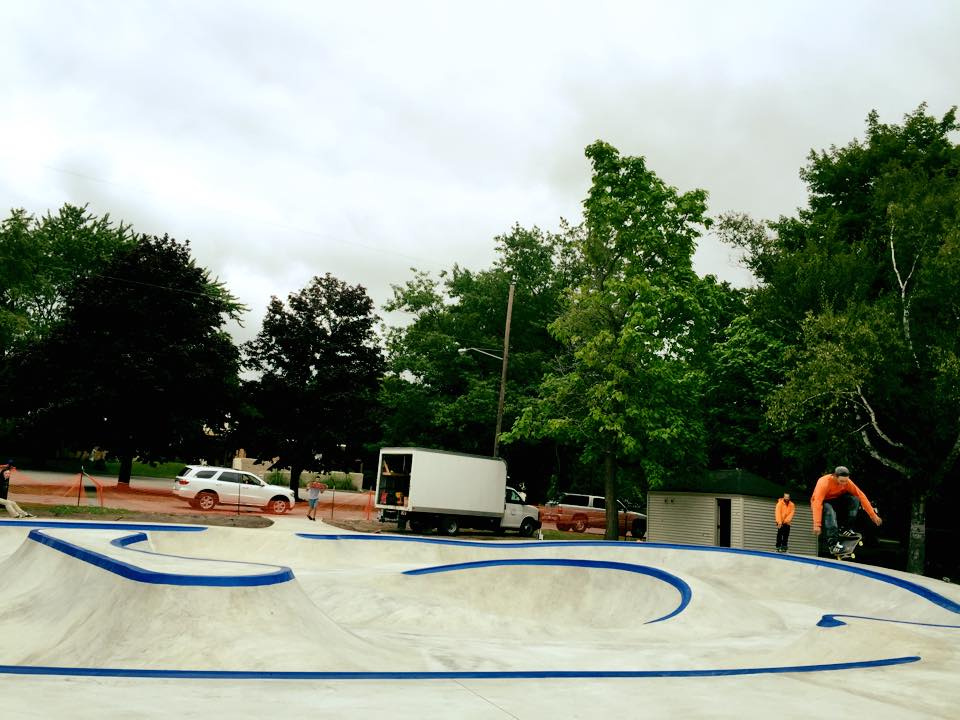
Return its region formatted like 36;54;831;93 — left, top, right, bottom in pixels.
2;1;958;343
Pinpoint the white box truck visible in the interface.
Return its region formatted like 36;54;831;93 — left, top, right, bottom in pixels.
374;447;541;537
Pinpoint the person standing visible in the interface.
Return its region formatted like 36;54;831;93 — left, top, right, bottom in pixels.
774;492;795;552
306;479;326;521
811;466;882;555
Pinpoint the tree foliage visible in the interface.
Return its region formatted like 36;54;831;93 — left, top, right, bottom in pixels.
0;204;133;353
509;141;717;537
241;274;384;496
4;234;243;481
380;224;575;499
730;105;960;573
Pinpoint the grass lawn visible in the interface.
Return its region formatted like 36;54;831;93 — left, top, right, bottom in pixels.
21;459;185;479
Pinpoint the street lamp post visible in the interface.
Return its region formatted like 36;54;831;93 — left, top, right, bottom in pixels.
458;282;515;458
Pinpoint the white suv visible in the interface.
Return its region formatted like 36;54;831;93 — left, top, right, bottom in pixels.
173;465;295;514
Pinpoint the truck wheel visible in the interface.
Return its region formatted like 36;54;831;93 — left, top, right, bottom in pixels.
572;516;587;533
439;517;459;536
519;518;536;537
409;517;426;533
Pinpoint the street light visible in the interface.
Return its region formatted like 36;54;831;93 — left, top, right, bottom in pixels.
458;282;515;458
458;347;501;360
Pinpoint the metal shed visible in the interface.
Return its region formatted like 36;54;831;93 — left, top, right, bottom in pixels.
646;469;817;556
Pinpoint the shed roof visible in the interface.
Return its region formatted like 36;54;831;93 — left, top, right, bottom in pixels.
655;469;785;499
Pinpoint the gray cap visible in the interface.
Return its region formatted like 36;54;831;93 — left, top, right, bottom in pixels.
834;466;850;476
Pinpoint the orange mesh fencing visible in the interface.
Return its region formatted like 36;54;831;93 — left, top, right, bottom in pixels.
8;468;376;521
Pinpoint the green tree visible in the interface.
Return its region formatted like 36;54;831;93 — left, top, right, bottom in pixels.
509;141;715;538
0;204;133;353
4;234;243;481
379;224;574;499
737;105;960;574
241;274;384;498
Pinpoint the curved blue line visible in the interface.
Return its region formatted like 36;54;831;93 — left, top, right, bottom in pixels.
404;558;691;623
27;530;294;587
0;520;206;532
817;614;960;629
297;534;960;617
0;656;920;679
108;533;297;574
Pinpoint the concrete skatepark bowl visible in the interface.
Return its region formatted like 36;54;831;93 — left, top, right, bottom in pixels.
0;517;957;719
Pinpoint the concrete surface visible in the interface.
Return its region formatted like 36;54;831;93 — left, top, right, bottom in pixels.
0;516;957;719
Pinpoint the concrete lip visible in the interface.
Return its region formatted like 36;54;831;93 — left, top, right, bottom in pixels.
0;518;957;718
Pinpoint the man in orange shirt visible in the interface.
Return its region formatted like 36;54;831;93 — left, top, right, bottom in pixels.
774;492;795;553
811;466;882;555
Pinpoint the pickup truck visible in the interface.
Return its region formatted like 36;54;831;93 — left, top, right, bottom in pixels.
542;492;646;538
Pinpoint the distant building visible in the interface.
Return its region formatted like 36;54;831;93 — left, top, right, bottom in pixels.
646;469;817;556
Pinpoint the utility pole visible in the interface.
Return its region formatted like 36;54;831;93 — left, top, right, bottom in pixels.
493;282;515;458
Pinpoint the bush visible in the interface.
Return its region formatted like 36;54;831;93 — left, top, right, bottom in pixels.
322;472;356;491
265;471;288;486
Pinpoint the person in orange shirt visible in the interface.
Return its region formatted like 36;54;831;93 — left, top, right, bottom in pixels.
811;466;882;555
774;492;795;553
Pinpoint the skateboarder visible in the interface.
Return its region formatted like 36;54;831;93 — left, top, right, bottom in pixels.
811;466;882;556
774;492;795;552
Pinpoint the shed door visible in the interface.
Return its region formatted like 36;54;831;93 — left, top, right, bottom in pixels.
716;498;731;547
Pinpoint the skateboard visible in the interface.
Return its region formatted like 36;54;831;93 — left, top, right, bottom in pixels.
831;532;863;560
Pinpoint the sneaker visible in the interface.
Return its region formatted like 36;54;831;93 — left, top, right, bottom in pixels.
828;542;844;554
840;528;858;538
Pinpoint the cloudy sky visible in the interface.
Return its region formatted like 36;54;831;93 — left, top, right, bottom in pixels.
2;1;958;342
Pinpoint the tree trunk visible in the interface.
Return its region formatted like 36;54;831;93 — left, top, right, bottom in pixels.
118;454;133;485
906;490;926;575
289;463;303;502
604;451;618;540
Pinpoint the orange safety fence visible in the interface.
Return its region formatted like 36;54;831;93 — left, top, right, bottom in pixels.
5;468;382;524
61;471;105;507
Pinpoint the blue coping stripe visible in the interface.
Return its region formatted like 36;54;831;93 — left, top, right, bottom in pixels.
404;558;691;624
27;529;294;587
817;614;960;629
0;655;920;680
298;534;960;617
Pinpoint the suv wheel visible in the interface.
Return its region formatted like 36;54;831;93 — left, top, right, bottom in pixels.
572;516;587;533
266;497;290;514
196;491;218;511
